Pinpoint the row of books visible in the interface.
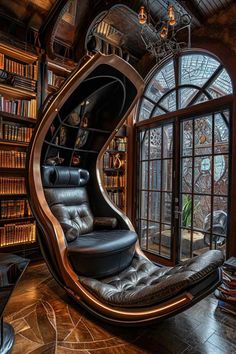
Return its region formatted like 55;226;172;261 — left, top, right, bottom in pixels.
0;119;33;142
48;70;65;88
0;53;37;80
0;200;32;219
0;222;36;247
12;76;37;93
107;190;125;209
215;257;236;316
0;150;26;168
108;137;126;151
104;175;126;188
0;177;26;194
0;96;37;118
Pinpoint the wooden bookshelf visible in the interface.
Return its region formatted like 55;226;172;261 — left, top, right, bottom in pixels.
45;59;73;96
0;42;38;254
102;126;128;213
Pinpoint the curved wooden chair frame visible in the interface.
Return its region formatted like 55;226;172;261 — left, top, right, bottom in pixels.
28;54;220;325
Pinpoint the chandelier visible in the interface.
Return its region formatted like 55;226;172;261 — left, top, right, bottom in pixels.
138;1;191;62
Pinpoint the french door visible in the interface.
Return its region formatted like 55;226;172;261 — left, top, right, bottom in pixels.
137;107;230;264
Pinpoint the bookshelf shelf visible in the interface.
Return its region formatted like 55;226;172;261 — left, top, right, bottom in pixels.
0;168;26;174
0;216;34;224
0;111;36;125
0;194;27;198
0;84;36;98
104;168;125;173
0;41;39;256
106;149;126;154
0;240;36;249
106;187;125;191
44;141;98;154
0;195;27;200
0;140;29;147
75;148;98;154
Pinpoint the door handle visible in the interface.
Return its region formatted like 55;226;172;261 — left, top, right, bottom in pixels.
174;209;182;219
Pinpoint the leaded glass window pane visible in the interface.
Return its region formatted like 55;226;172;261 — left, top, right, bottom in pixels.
139;98;154;121
140;131;149;160
192;93;209;105
149;128;162;159
214;112;229;154
151;106;166;117
207;68;233;97
179;87;199;108
159;91;176;112
146;59;175;102
180;54;220;87
194;116;212;156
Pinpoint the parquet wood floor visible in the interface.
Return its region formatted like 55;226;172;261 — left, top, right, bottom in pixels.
4;262;236;354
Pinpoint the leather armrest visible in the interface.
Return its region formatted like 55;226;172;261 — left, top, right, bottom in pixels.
66;228;80;242
93;217;117;229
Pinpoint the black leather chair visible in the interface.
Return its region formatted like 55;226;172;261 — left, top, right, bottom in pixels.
42;166;137;279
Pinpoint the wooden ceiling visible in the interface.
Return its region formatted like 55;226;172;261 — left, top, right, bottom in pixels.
0;0;233;61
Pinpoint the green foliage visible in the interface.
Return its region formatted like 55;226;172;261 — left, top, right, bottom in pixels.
182;195;192;228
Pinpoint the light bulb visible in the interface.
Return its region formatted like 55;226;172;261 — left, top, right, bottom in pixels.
160;25;168;38
138;6;147;25
167;4;176;26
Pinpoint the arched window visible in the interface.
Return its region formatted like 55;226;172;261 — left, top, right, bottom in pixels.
136;51;233;264
138;53;233;122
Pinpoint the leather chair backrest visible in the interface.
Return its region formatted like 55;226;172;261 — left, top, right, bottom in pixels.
41;166;94;242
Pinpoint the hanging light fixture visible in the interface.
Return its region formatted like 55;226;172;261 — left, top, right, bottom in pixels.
167;4;176;26
138;1;191;63
138;6;148;25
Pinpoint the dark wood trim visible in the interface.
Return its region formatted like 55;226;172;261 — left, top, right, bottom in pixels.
126;112;135;222
136;95;233;130
142;250;174;267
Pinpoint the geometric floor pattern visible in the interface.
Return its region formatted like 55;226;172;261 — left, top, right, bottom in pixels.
4;262;236;354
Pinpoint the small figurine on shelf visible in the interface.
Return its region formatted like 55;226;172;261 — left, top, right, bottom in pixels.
67;111;80;126
59;126;67;146
72;153;81;166
50;124;56;138
113;153;123;169
75;129;89;148
80;112;89;128
46;152;64;166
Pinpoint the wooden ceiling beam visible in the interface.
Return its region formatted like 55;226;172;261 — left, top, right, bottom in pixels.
175;0;204;24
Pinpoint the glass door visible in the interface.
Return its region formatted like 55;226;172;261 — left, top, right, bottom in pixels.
179;109;229;260
137;120;175;261
137;108;230;264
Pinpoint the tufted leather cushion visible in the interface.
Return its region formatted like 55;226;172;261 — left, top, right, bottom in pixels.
68;230;137;278
42;166;89;188
79;250;224;307
42;166;138;278
44;188;94;241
